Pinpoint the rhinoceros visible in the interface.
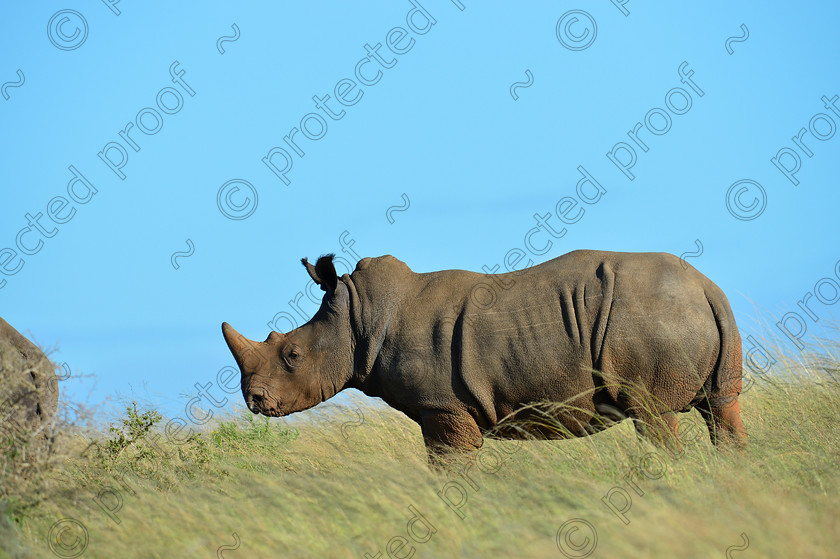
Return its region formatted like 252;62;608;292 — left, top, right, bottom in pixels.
222;250;747;460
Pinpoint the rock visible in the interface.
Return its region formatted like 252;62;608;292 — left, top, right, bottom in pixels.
0;317;59;436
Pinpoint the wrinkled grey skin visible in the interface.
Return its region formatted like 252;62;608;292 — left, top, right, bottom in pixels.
223;250;747;460
0;317;59;434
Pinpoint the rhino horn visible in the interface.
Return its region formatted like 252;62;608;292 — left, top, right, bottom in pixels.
221;322;252;359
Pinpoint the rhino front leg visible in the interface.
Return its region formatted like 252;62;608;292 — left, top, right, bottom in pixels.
421;411;483;467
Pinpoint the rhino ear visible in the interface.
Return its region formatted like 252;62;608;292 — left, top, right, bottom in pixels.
301;254;338;293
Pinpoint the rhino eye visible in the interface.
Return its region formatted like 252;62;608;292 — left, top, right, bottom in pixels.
283;346;301;368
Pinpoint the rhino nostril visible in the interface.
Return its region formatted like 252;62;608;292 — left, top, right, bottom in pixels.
246;389;268;413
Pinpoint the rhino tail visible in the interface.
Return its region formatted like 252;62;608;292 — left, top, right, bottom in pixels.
704;286;743;403
699;285;749;449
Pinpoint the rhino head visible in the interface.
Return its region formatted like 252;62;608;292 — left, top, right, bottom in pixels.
222;254;355;417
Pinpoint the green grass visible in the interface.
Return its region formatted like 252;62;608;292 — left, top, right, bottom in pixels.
2;353;839;558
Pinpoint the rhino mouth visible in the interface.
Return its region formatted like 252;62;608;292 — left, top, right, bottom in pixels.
245;389;282;416
247;400;283;417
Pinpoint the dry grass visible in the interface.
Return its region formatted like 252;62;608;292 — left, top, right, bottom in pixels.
2;337;839;558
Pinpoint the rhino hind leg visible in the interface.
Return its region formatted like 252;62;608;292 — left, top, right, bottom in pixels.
421;411;483;467
696;394;748;449
630;410;683;454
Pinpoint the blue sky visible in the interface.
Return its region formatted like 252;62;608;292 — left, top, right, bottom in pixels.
2;1;839;420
